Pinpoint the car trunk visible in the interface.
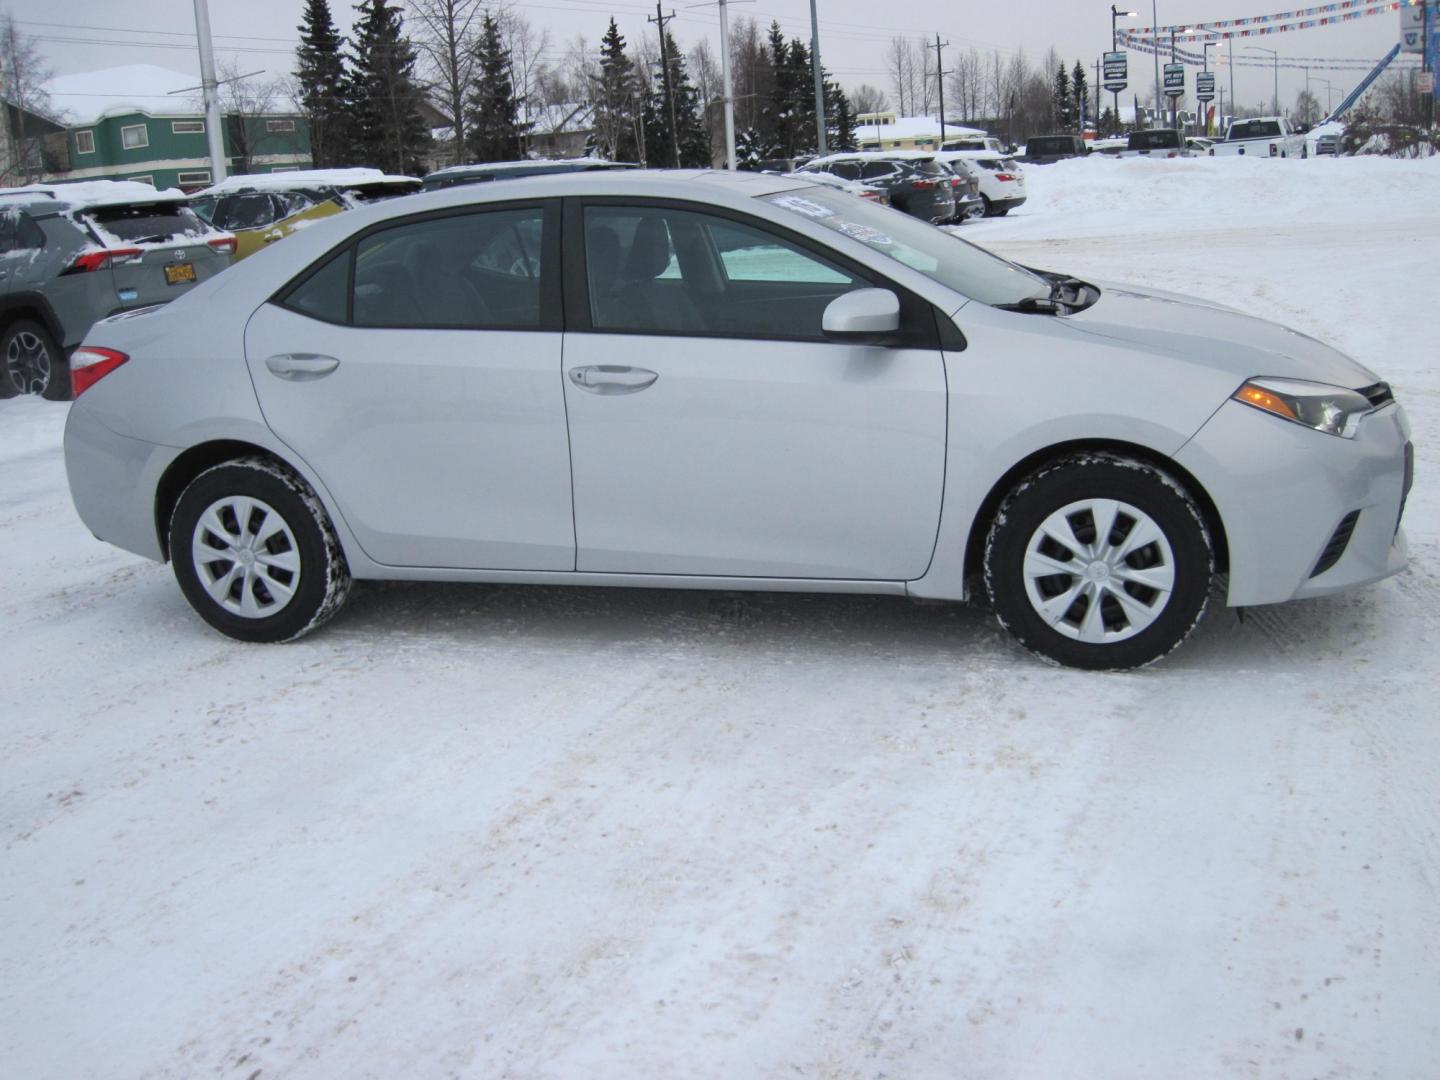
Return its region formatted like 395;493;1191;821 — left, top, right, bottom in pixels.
79;201;230;309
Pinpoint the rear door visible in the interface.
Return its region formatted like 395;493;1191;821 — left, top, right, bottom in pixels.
245;200;575;571
560;198;947;580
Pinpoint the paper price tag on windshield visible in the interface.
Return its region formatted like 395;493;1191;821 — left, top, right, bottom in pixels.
838;222;893;246
772;195;836;219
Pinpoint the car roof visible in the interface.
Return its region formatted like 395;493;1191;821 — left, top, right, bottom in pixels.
426;159;636;178
807;149;936;165
194;169;419;197
0;180;189;211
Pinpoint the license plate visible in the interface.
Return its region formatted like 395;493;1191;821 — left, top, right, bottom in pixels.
164;262;196;286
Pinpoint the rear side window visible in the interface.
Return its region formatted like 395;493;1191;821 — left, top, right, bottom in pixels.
81;203;209;244
859;162;899;180
211;194;277;231
1229;120;1283;140
1128;131;1181;150
283;249;349;323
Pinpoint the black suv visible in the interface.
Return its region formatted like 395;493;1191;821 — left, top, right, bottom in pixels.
798;155;957;224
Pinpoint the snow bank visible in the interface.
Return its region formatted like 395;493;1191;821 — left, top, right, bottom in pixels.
197;169;418;194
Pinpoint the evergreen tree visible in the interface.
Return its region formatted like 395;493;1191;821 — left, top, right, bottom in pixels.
592;19;641;162
295;0;349;167
1071;61;1089;131
827;82;857;152
1051;62;1072;131
735;125;765;170
465;13;527;162
643;36;711;168
787;38;817;155
346;0;431;173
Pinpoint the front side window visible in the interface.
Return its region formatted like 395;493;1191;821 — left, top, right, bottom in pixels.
583;205;863;339
121;124;150;150
353;206;544;329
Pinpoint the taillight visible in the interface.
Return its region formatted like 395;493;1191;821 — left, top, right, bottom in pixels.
911;179;936;189
208;234;237;255
994;173;1018;182
65;248;143;274
860;191;879;200
70;347;129;397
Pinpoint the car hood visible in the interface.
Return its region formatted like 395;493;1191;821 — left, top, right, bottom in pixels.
1062;281;1379;388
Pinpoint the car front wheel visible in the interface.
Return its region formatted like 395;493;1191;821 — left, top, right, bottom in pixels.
984;454;1214;669
170;457;351;643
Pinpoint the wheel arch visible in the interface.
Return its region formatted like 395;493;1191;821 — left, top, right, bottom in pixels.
961;438;1230;588
0;294;67;348
154;439;297;560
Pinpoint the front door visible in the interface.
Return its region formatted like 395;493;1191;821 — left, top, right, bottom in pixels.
245;201;575;571
562;201;948;580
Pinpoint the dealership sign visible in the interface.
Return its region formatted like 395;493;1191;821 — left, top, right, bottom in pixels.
1196;71;1216;101
1103;51;1128;91
1164;63;1186;98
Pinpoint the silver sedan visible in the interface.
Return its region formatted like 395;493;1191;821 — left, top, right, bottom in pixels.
63;170;1412;668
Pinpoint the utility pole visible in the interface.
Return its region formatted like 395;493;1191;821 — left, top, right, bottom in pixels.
809;0;827;157
1095;58;1101;131
718;0;736;168
649;3;680;167
1228;36;1235;118
192;0;227;182
1152;0;1162;124
932;34;950;145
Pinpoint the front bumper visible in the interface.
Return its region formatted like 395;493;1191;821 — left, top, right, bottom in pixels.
1174;398;1411;606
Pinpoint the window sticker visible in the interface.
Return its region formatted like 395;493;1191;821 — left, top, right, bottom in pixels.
837;221;893;246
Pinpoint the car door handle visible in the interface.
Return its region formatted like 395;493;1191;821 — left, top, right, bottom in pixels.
266;353;340;380
568;365;659;394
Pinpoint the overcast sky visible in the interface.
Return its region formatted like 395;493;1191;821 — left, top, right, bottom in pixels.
16;0;1406;118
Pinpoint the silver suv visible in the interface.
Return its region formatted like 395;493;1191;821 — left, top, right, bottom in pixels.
1;183;235;399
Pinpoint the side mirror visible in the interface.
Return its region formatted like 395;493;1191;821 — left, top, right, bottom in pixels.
822;288;900;343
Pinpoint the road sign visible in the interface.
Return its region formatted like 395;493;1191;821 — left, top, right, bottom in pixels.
1421;71;1436;93
1401;1;1425;53
1196;72;1215;102
1164;63;1185;98
1103;51;1128;92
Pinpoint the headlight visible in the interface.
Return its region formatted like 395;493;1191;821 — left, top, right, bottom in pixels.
1232;378;1375;439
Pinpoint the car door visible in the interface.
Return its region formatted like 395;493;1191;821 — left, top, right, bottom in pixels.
560;199;947;580
245;200;575;571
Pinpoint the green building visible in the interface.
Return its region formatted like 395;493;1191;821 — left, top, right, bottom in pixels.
45;64;312;191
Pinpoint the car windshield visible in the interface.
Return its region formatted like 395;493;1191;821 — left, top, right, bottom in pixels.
763;186;1044;306
1228;120;1283;140
1128;130;1182;150
1027;137;1075;154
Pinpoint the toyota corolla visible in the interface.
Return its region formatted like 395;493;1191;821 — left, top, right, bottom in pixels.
63;170;1412;669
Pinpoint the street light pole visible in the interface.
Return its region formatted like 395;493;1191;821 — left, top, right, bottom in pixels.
1111;7;1137;128
1151;0;1161;125
1247;45;1279;115
809;0;827;157
718;0;736;168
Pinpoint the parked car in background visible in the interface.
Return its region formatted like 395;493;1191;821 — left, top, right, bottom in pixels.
937;159;986;221
1021;135;1089;164
1119;129;1196;159
421;159;638;192
933;150;1027;216
1186;136;1215;155
781;169;891;207
64;169;1412;670
1;181;234;399
798;152;956;223
1210;117;1307;158
190;169;421;260
941;135;1007;153
1090;137;1129;156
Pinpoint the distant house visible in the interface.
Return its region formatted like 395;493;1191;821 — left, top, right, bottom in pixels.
43;64;312;191
855;112;989;151
527;103;595;159
1;99;69;185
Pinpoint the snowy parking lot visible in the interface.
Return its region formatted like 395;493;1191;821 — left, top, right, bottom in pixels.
4;156;1438;1078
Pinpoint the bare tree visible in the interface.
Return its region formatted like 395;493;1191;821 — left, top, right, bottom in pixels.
851;84;889;116
1;14;56;183
217;60;292;175
408;0;484;150
497;2;552;128
886;37;922;116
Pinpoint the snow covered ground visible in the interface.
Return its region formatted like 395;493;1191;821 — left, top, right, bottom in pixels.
4;155;1438;1078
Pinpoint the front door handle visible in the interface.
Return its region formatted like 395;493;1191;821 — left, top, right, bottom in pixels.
266;353;340;380
568;365;659;394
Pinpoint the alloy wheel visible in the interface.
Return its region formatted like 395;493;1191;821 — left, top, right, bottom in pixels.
5;330;52;395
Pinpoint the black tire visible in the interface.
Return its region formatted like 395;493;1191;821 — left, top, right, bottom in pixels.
983;453;1214;670
170;457;351;643
1;319;69;400
980;194;995;217
994;206;1011;217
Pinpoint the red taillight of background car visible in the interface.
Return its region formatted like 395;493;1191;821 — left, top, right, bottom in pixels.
859;190;880;200
70;347;129;397
207;235;237;255
910;179;936;189
994;173;1018;182
65;248;144;274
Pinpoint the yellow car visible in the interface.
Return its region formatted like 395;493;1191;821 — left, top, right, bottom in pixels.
189;169;421;260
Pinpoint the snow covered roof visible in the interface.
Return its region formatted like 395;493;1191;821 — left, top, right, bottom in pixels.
195;169;419;195
805;149;944;165
855;116;988;141
45;65;204;125
0;180;186;208
526;103;594;135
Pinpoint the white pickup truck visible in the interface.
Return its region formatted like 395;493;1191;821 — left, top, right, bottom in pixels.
1209;117;1307;159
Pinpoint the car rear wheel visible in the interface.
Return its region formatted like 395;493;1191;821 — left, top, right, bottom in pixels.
170;457;351;643
1;320;69;400
983;454;1214;670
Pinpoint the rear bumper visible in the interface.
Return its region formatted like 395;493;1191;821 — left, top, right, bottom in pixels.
64;401;176;562
989;195;1026;212
1174;399;1411;606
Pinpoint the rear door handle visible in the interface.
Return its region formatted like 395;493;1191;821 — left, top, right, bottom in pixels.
266;353;339;380
568;365;658;394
